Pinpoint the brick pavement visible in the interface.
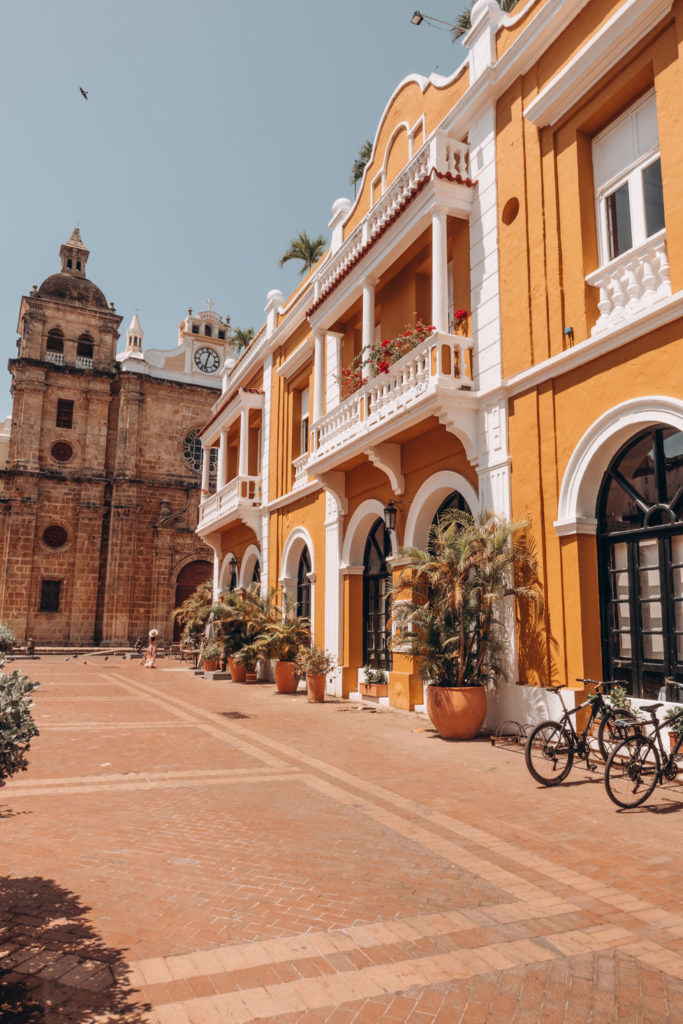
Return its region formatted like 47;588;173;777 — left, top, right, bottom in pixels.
0;657;682;1023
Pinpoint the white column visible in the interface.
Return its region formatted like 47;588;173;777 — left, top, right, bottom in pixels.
217;429;227;489
313;329;325;422
238;408;250;477
324;492;342;697
362;278;376;378
259;354;273;598
326;332;342;412
431;206;449;333
201;446;210;493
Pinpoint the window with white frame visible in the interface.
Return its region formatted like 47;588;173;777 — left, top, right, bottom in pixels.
593;91;665;265
299;387;309;455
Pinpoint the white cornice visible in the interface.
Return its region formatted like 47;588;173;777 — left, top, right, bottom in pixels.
275;336;314;379
524;0;674;128
267;480;320;512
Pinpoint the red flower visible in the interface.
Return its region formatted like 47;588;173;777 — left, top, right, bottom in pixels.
403;331;410;337
454;309;467;320
381;339;391;348
378;359;390;373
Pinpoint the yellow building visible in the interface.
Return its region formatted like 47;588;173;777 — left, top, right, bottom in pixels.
198;0;683;725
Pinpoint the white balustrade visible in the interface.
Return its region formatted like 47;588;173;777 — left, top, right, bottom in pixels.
586;231;671;335
292;453;309;491
310;331;472;464
45;351;64;365
75;356;94;369
198;474;261;528
312;131;470;303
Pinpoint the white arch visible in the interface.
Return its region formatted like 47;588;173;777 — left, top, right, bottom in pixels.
404;471;480;550
280;526;316;581
341;499;398;567
218;551;238;593
239;544;262;589
555;396;683;535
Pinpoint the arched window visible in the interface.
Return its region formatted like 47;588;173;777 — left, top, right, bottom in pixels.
598;426;683;701
173;560;212;641
77;335;93;359
46;329;64;353
251;559;261;586
363;518;393;671
204;324;212;337
429;490;470;552
296;548;311;620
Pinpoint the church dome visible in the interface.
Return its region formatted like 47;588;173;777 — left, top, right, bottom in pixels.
37;272;108;309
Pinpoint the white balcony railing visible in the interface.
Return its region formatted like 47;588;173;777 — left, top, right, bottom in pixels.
292;453;309;491
198;474;261;529
309;331;472;465
45;351;64;365
312;132;470;304
586;231;671;336
76;356;94;369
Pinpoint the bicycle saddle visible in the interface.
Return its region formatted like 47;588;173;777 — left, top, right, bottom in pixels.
642;702;663;712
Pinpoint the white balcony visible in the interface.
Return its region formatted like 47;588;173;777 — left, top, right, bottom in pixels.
198;474;261;533
45;351;64;365
586;231;671;336
76;356;94;369
311;132;471;306
309;331;474;472
292;453;310;492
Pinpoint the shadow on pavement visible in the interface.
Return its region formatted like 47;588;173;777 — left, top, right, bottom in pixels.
0;876;150;1023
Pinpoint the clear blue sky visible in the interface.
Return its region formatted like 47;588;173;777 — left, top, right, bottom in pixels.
0;0;471;408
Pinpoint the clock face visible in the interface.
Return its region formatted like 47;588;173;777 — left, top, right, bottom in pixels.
194;347;220;373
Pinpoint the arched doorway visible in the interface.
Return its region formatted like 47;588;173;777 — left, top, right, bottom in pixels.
363;518;393;671
296;548;311;620
598;426;683;700
174;560;212;641
430;490;470;541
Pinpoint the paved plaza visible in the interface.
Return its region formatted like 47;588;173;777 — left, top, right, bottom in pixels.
0;657;682;1023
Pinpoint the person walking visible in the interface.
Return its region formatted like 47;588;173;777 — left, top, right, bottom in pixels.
143;629;159;668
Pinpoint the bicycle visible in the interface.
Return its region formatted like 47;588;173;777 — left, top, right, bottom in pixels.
524;679;638;786
604;695;683;809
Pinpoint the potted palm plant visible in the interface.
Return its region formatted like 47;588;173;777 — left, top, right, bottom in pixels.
256;596;311;694
296;644;336;703
392;509;541;740
664;706;683;752
201;642;221;672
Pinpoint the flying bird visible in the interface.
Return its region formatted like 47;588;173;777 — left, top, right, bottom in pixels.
79;87;88;100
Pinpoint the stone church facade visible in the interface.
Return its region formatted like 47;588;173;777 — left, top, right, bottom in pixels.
0;229;230;645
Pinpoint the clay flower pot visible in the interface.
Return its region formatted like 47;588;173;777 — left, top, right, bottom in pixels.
228;657;246;683
426;684;486;740
307;674;326;703
203;659;219;672
245;671;257;684
275;660;299;694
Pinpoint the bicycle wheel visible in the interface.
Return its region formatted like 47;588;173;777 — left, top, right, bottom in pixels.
525;721;574;786
604;735;660;809
597;710;638;762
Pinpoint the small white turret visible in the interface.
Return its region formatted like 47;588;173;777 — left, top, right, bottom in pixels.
124;312;145;358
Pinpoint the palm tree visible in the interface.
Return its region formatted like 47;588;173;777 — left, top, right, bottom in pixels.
279;231;327;276
451;0;518;41
349;139;373;195
231;327;254;352
391;509;541;688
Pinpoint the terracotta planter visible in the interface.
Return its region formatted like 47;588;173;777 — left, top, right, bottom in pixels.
203;659;219;672
359;681;388;698
426;684;486;740
670;732;682;754
275;660;299;694
307;674;326;703
228;657;246;683
245;671;257;684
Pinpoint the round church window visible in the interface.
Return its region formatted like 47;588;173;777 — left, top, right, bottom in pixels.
43;525;68;549
51;441;73;463
182;428;218;477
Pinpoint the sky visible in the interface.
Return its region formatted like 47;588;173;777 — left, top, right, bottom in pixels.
0;0;473;408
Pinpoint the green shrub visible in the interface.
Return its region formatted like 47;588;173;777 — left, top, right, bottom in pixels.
0;663;39;783
0;624;16;654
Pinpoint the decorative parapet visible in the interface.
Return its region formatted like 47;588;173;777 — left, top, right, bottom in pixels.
45;351;64;365
586;232;671;336
309;331;472;465
308;132;472;314
198;474;261;531
75;356;94;369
